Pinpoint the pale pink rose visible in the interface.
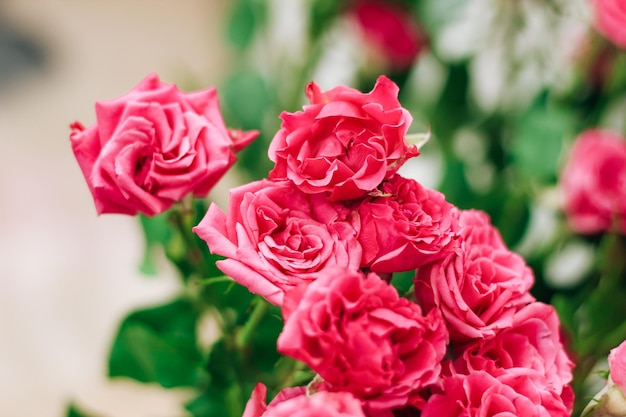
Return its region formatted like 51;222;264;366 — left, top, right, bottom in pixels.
560;129;626;234
582;340;626;416
243;383;366;417
351;0;426;71
422;372;572;417
268;76;418;201
590;0;626;49
355;174;460;273
278;269;448;410
609;340;626;393
453;302;573;395
70;73;257;216
414;209;535;341
193;180;362;305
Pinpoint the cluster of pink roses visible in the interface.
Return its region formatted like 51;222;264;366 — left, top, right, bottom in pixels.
191;76;575;416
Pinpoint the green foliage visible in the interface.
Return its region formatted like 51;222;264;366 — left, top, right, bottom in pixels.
226;0;266;50
108;298;206;388
65;404;97;417
509;95;573;183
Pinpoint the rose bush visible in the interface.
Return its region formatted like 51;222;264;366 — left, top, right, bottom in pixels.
278;269;448;411
590;0;626;49
70;73;257;216
243;383;365;417
560;129;626;235
414;209;535;340
193;179;362;305
268;75;418;201
355;174;460;273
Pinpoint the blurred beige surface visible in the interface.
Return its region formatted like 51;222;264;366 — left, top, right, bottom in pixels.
0;1;229;416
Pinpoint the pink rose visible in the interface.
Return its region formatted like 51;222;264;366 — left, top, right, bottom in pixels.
582;340;626;416
355;174;460;273
590;0;626;49
560;129;626;234
193;179;362;305
351;0;426;71
243;383;366;417
70;73;257;216
414;209;535;341
268;76;418;201
278;269;448;410
609;340;626;393
422;372;572;417
453;302;573;395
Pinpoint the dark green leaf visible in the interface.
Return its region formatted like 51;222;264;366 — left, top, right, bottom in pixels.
66;403;98;417
108;298;206;388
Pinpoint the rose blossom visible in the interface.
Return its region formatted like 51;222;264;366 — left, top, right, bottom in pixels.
350;0;426;71
278;269;448;410
414;209;535;341
560;129;626;234
243;383;365;417
70;73;257;216
422;371;572;417
355;174;460;273
583;340;626;416
590;0;626;49
453;302;573;394
193;179;362;306
268;76;418;201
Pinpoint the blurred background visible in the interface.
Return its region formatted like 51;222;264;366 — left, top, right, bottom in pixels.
2;0;626;415
0;1;231;416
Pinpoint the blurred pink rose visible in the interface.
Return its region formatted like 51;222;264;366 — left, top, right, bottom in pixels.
415;210;535;341
454;302;573;395
268;76;418;201
193;179;362;305
609;340;626;393
243;383;365;417
590;0;626;49
278;269;448;410
423;372;572;417
355;175;460;273
351;0;426;71
560;129;626;234
70;73;257;216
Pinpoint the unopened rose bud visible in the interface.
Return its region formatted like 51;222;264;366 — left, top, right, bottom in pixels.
583;341;626;417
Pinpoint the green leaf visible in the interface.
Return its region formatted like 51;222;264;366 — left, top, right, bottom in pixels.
66;403;98;417
509;96;573;183
108;298;206;388
226;0;266;50
138;212;172;275
185;391;230;417
309;0;342;40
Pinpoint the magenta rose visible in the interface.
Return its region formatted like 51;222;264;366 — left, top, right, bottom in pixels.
243;383;365;417
560;129;626;234
355;174;460;273
268;76;418;201
278;269;448;410
422;372;572;417
351;0;426;71
453;302;573;395
193;179;362;305
70;73;257;216
414;209;535;341
590;0;626;49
